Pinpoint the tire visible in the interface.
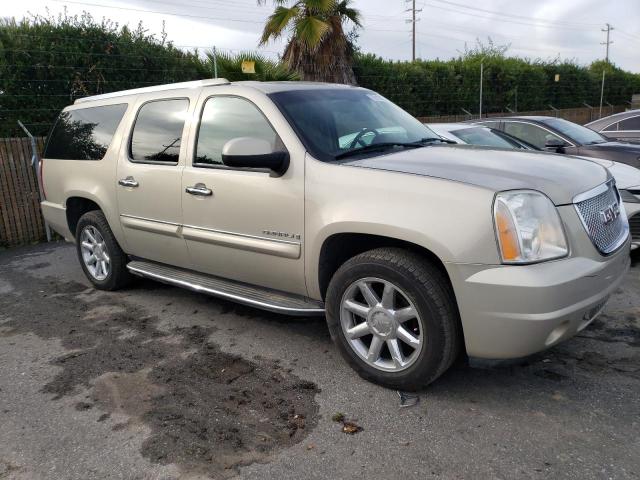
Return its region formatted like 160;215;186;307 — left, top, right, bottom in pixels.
325;247;461;390
75;210;132;290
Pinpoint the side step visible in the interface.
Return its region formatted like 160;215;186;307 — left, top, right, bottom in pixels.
126;260;325;316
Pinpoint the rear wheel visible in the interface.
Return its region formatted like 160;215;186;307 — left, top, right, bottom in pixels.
326;248;461;390
76;210;132;290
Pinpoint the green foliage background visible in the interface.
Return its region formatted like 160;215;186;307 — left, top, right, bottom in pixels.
2;14;639;136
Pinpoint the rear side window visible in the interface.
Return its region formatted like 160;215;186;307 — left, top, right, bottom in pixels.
130;99;189;163
618;116;640;131
44;104;127;160
195;96;280;166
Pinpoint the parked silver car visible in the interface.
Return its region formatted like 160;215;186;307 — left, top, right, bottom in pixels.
586;110;640;143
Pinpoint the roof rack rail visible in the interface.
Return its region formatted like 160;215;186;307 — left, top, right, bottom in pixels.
74;78;230;104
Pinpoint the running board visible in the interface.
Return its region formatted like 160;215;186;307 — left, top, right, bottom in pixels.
126;260;325;316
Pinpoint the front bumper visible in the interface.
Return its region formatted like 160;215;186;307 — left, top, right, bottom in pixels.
446;241;630;359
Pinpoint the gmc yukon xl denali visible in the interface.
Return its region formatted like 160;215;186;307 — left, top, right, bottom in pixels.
40;79;630;389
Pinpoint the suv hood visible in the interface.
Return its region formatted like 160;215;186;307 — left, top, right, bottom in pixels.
343;145;610;205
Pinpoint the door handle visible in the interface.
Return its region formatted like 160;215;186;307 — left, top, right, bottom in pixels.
185;183;213;197
118;176;139;188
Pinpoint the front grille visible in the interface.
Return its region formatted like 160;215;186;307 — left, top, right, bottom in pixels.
630;212;640;241
574;181;628;254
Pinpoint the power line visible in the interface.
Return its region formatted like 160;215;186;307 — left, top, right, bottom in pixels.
48;0;266;25
428;0;600;28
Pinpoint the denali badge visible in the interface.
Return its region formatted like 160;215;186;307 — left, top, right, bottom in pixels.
262;230;301;240
599;202;620;225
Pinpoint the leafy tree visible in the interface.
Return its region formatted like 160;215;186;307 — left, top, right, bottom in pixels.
257;0;361;84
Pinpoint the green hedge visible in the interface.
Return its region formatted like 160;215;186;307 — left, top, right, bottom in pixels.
0;14;210;136
353;54;640;117
2;14;640;136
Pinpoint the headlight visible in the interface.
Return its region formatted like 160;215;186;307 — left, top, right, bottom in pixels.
619;189;640;204
493;190;568;264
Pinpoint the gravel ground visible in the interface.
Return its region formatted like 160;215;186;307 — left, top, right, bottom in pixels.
0;242;638;480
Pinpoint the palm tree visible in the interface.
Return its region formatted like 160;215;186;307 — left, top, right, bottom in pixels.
257;0;361;85
204;51;300;82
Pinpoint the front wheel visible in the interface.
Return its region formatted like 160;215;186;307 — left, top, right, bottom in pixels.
76;210;132;290
325;248;461;390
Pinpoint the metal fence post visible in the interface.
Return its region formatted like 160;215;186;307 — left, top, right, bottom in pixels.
17;121;51;242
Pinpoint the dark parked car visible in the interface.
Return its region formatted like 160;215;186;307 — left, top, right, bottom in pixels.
473;116;640;168
585;110;640;143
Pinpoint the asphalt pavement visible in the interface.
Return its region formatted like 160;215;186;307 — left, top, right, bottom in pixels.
0;242;638;480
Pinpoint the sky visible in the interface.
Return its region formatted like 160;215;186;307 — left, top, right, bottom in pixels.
4;0;640;72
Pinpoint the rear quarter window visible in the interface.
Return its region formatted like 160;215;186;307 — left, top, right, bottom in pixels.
44;104;128;160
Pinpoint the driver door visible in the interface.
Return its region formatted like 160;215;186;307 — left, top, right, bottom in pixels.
180;90;306;296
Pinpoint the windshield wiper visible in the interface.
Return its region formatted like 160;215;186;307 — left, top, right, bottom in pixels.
334;137;454;160
420;137;457;144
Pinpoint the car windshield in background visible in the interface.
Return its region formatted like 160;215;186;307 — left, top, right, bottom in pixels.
451;127;524;149
542;118;607;145
269;89;440;161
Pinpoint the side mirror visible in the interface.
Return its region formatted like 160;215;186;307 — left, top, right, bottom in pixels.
221;137;289;176
544;137;566;153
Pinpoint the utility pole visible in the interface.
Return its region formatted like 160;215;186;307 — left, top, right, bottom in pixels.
599;69;606;118
405;0;421;61
212;46;218;78
601;23;614;63
479;57;485;119
412;0;416;62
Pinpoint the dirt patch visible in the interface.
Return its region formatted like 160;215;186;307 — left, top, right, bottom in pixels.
0;271;320;478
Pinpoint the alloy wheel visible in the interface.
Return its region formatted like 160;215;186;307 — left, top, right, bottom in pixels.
339;277;424;372
79;226;110;281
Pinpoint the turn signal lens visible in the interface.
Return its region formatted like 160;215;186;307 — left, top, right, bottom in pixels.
493;190;568;264
495;201;520;261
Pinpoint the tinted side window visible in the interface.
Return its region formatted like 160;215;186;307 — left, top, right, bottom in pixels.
503;122;564;149
130;99;189;163
603;121;619;132
195;97;280;166
44;104;127;160
618;116;640;130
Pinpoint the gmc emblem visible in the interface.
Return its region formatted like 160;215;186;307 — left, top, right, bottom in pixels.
599;203;620;225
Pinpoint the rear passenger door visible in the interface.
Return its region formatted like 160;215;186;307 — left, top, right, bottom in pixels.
116;92;195;268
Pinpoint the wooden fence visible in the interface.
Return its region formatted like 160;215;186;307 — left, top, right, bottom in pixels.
0;137;47;247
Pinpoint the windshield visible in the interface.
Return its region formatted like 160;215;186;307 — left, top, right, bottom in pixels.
450;127;526;149
269;89;439;161
542;118;607;145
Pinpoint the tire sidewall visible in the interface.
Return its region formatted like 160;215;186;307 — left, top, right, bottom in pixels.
326;258;449;388
76;212;120;290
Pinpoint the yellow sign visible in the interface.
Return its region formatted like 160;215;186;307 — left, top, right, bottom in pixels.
554;74;560;82
241;60;256;74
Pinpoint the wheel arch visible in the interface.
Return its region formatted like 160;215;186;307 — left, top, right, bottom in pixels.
64;193;128;251
317;232;453;303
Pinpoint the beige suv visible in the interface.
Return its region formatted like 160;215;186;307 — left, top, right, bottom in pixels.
40;79;630;389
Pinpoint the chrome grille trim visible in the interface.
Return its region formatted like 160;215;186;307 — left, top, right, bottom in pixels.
573;180;629;255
